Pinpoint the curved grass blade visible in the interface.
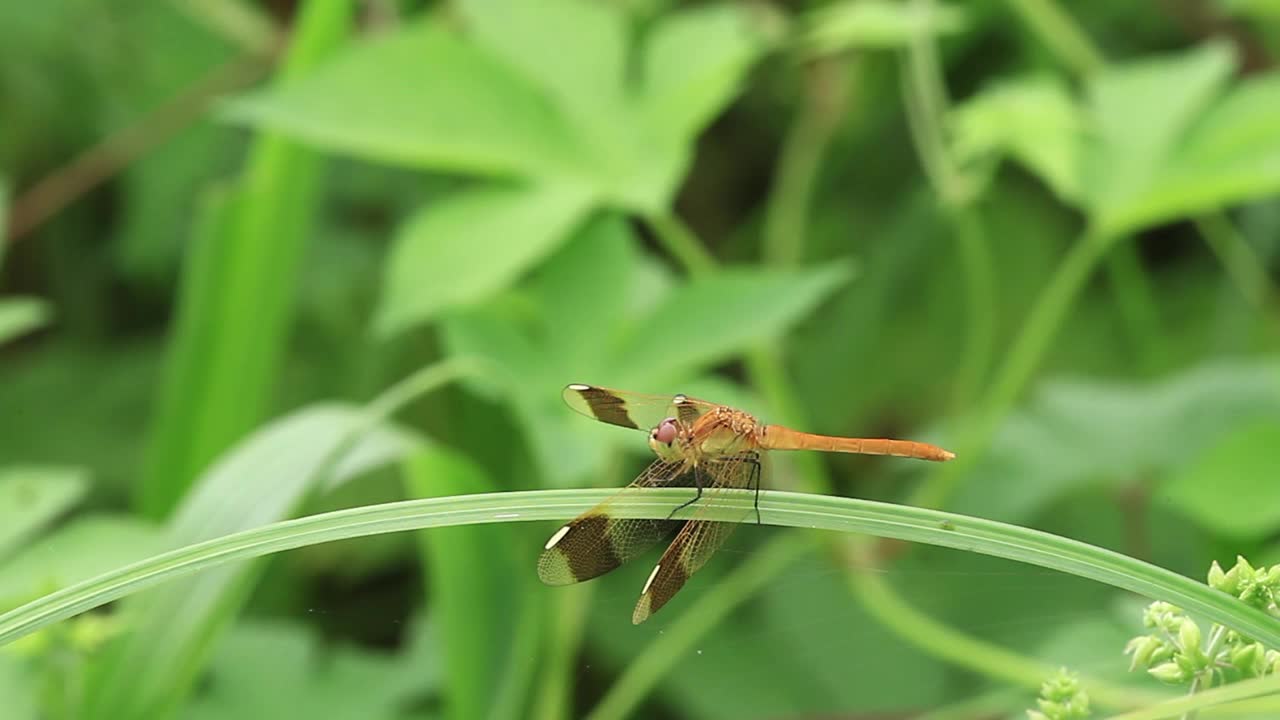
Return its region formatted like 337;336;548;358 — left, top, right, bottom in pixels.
0;488;1277;652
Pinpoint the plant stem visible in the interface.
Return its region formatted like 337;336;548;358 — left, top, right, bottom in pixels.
1183;624;1230;720
900;0;997;413
763;57;852;267
1195;214;1276;312
1105;241;1168;374
1005;0;1106;77
913;228;1112;509
844;538;1151;709
645;212;717;275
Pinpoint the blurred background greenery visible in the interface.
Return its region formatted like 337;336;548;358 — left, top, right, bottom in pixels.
3;0;1280;718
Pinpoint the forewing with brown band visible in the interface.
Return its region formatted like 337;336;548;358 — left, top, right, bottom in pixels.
562;384;716;433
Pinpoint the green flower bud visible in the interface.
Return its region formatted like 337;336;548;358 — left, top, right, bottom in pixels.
1266;649;1280;675
1149;661;1190;684
1143;601;1183;631
1178;618;1202;657
1125;635;1163;670
1208;560;1227;590
1231;642;1264;677
1221;562;1243;596
1036;700;1064;717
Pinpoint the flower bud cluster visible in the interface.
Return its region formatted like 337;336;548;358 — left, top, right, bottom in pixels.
1026;668;1090;720
1208;556;1280;616
1125;557;1280;688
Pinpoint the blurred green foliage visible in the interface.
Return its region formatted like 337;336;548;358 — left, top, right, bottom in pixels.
2;0;1280;718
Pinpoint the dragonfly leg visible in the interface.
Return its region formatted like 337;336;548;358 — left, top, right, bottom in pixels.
748;458;762;525
667;469;705;519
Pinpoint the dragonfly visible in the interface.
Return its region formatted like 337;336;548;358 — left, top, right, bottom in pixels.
538;383;956;624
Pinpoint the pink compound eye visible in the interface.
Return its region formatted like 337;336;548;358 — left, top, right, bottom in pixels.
652;418;678;445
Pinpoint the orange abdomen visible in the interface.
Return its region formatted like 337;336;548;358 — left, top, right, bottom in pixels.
759;425;954;462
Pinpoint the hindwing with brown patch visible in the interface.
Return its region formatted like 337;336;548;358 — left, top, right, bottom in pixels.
537;459;693;585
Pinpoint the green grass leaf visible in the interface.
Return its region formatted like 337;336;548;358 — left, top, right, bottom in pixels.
0;467;89;560
224;21;580;178
1163;421;1280;540
0;299;51;347
139;2;352;518
4;488;1278;656
375;181;594;337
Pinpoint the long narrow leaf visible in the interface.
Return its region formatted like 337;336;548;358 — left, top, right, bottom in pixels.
1;488;1276;651
138;0;353;518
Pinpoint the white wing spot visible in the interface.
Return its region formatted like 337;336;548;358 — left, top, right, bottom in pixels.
673;394;688;404
642;564;662;595
544;525;572;550
567;383;591;391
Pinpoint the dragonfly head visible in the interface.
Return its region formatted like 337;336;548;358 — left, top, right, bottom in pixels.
647;417;683;461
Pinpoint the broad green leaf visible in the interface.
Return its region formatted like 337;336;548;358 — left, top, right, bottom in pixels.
610;262;855;387
1082;43;1237;235
440;216;640;483
0;299;51;347
443;227;842;483
86;404;419;719
800;0;967;56
406;448;518;720
0;467;89;560
528;214;637;375
376;181;594;337
459;0;629;130
225;22;580;178
952;76;1084;202
181;619;437;720
643;4;774;143
1164;421;1280;540
1139;73;1280;223
0;516;162;608
950;360;1280;523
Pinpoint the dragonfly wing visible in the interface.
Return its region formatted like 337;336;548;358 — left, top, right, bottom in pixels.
538;458;693;586
563;384;718;432
631;451;761;624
